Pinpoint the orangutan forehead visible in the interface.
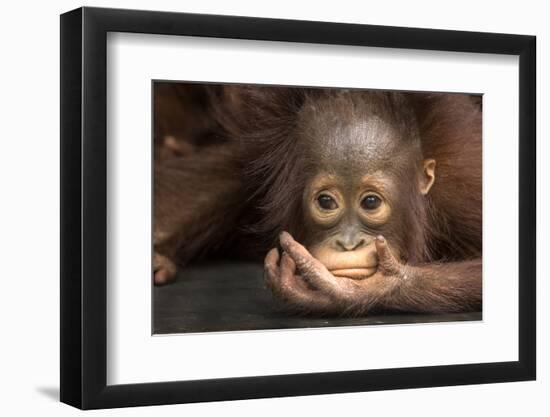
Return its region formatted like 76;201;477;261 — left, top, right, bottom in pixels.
299;112;416;174
296;92;421;173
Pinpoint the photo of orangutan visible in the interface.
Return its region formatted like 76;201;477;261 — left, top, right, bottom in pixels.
153;82;482;334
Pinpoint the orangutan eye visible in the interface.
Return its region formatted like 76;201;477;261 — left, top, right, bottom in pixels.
317;194;338;211
361;195;382;210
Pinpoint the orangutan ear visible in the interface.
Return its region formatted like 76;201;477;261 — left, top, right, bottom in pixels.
419;159;436;195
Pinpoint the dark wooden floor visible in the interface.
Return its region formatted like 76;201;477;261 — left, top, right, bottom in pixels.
153;261;481;334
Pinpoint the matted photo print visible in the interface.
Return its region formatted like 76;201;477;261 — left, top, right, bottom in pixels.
60;8;536;409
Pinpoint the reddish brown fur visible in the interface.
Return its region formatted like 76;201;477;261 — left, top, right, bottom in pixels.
415;94;483;260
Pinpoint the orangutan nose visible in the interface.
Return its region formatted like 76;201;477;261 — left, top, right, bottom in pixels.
336;237;366;251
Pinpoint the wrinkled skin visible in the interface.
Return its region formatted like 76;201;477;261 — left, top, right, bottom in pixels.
265;232;409;315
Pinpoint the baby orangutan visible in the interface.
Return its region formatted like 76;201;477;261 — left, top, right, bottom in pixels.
154;87;482;316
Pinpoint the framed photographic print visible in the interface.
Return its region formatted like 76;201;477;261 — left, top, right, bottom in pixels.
60;6;536;409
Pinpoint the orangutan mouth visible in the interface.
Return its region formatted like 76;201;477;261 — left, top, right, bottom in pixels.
329;266;378;280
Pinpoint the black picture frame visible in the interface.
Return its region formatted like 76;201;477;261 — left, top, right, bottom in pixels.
60;6;536;410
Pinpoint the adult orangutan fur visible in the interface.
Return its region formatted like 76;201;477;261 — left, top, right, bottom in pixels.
153;84;482;316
